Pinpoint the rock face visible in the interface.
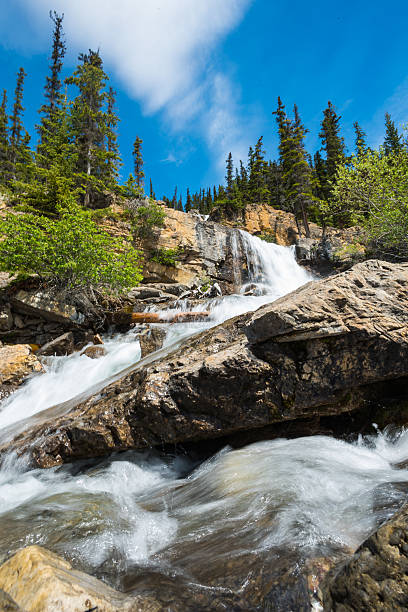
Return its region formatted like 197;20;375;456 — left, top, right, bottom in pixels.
0;589;21;611
0;546;158;612
4;259;408;468
0;344;43;400
323;504;408;611
37;332;75;357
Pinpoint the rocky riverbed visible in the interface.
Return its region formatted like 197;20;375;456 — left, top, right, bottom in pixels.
0;209;407;611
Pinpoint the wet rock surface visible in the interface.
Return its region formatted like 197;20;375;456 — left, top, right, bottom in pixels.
323;503;408;611
0;546;159;612
3;259;408;468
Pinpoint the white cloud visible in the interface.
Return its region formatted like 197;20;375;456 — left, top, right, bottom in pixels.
17;0;253;174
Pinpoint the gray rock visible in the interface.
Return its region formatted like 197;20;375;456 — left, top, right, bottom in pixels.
139;327;166;358
37;332;75;357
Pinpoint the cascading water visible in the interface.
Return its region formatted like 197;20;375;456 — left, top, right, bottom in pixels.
0;230;407;608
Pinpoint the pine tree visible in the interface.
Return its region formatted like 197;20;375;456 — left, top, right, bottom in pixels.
132;136;144;189
103;87;121;188
171;186;177;209
318;101;345;198
313;151;328;201
248;136;269;203
353;121;367;156
0;90;9;185
149;178;155;200
206;187;212;211
225;152;234;199
274;99;315;235
9;67;28;182
66;49;109;207
37;11;66;157
185;187;192;212
383;112;403;156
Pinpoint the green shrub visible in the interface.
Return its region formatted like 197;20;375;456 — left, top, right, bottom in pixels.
150;247;183;267
0;199;143;292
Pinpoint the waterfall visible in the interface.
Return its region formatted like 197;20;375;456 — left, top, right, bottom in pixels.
0;233;311;433
232;229;311;298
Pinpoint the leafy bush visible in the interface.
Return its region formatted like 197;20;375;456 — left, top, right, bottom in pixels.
0;199;143;291
328;149;408;257
150;246;183;267
128;198;166;239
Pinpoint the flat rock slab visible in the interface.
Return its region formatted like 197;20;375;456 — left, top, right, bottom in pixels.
3;259;408;467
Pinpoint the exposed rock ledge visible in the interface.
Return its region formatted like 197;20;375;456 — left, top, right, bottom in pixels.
2;259;408;468
323;503;408;611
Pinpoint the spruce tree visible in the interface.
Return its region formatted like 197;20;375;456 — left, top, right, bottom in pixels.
383;112;403;156
248;136;269;203
318;101;345;198
225;152;234;199
66;49;109;207
9;67;28;183
149;178;155;200
185;187;192;212
274;99;315;235
132;136;144;189
353;121;367;156
103;87;121;188
0;90;9;185
37;11;66;158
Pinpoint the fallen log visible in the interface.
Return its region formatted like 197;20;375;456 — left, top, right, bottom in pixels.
111;310;210;327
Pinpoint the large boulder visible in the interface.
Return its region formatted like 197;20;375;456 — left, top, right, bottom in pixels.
2;259;408;467
0;546;158;612
323;504;408;611
0;344;43;400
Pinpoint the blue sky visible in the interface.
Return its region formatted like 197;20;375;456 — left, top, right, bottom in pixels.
1;0;408;202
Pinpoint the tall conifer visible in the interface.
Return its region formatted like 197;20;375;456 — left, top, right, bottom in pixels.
37;11;66;157
132;136;144;189
0;90;9;184
9;67;28;182
353;121;367;156
66;49;109;206
318;101;345;198
383;112;403;156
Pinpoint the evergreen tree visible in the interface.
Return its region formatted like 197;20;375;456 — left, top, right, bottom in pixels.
185;187;192;212
318;101;345;198
37;11;66;157
205;187;212;211
0;90;8;185
149;178;156;200
9;67;29;182
313;150;328;201
248;136;269;203
171;186;177;209
103;87;121;188
353;121;368;156
132;136;144;188
66;49;109;207
225;152;234;199
383;112;403;156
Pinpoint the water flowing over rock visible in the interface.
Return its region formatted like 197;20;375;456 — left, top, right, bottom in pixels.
3;259;408;467
323;503;408;611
